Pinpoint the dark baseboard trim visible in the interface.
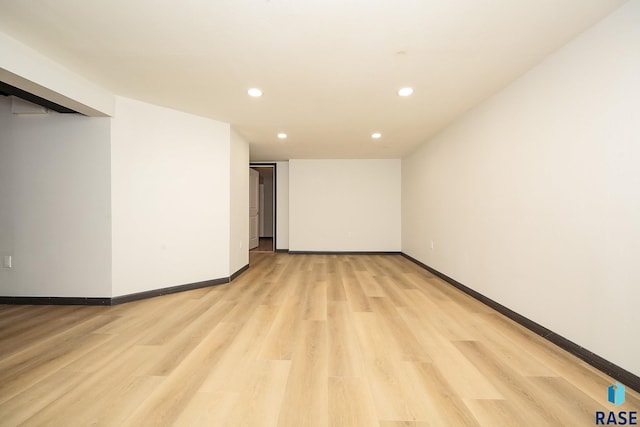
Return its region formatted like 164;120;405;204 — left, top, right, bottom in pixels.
230;264;250;281
288;251;402;255
1;274;239;307
111;277;229;305
275;249;288;253
0;296;111;306
400;252;640;393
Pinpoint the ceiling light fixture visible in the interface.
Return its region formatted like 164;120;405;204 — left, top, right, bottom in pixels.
277;133;287;139
397;87;414;97
248;88;263;97
371;132;382;139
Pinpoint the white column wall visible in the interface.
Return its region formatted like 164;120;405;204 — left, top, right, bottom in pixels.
276;161;289;250
111;97;231;296
230;128;249;275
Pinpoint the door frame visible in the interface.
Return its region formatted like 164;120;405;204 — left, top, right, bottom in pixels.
249;162;277;251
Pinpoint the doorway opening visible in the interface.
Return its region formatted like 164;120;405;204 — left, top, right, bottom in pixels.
249;163;276;252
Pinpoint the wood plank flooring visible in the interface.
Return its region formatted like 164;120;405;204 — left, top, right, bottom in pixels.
0;253;638;426
251;238;274;252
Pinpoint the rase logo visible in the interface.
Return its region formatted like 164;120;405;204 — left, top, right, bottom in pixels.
595;382;637;425
610;382;626;406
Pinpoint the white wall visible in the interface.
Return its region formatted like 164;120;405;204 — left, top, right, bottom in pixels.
290;159;401;252
0;96;112;297
276;161;289;250
230;129;249;275
402;1;640;376
0;31;114;116
111;97;231;296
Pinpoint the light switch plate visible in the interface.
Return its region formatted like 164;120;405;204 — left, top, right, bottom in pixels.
3;255;12;268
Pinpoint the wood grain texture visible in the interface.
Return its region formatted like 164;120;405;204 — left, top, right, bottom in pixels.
0;252;637;426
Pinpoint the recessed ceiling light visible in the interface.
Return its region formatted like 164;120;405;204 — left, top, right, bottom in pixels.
397;87;414;97
371;132;382;139
277;133;287;139
248;88;263;97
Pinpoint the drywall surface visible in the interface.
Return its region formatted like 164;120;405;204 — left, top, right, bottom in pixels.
276;161;289;250
0;96;112;297
111;96;231;296
290;159;401;252
402;1;640;375
230;128;249;275
0;31;114;116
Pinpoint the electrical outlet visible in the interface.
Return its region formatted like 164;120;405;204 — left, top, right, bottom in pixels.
430;240;434;250
3;255;12;268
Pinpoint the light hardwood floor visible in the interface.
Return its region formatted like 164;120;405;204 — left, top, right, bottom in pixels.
0;253;637;426
250;238;274;252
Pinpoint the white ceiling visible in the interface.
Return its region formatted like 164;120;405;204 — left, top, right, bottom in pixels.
0;0;627;160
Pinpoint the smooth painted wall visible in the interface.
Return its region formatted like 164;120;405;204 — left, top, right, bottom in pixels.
402;1;640;376
0;31;114;116
0;96;112;297
230;128;249;275
276;161;289;250
111;97;231;296
289;159;401;252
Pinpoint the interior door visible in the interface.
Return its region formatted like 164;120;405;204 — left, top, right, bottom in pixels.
249;168;259;250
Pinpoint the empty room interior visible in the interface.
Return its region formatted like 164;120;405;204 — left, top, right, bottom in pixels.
0;1;639;425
